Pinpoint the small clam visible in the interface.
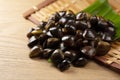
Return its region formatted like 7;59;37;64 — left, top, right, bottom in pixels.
96;41;111;56
105;26;115;36
76;11;89;20
75;21;89;30
50;49;64;66
97;20;108;31
83;29;97;40
81;46;96;58
43;48;54;59
72;57;88;67
45;20;55;31
31;29;43;35
90;15;98;27
75;30;83;40
27;28;35;38
49;27;62;38
28;36;38;48
102;33;113;42
29;45;43;58
64;50;78;62
44;38;60;48
64;24;76;35
67;19;75;25
62;35;75;48
49;12;60;22
59;17;68;25
65;10;75;20
38;33;49;45
58;11;66;17
107;20;115;27
60;43;67;51
75;39;83;49
57;59;70;72
37;21;47;30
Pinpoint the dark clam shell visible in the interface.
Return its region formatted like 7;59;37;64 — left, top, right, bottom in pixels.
38;33;49;45
28;36;38;48
64;50;78;62
27;28;35;38
45;20;55;31
50;49;64;66
83;29;97;40
37;21;47;30
49;12;61;22
57;59;70;72
97;20;108;31
81;46;96;58
75;21;89;31
76;11;89;20
42;48;54;59
62;35;75;48
102;33;113;42
58;11;66;17
59;17;68;25
72;57;88;67
64;24;76;35
29;45;43;58
44;38;60;48
49;27;62;38
65;10;75;20
96;41;111;56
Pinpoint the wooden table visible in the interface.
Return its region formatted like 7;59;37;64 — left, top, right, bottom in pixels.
0;0;119;80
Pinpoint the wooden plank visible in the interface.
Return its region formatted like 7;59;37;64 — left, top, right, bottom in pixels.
0;0;120;80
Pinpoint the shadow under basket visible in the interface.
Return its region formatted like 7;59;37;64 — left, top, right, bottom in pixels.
23;0;120;73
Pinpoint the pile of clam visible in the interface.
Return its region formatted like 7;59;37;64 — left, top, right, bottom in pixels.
27;10;115;71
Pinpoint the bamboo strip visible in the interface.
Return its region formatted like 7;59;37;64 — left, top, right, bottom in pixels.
103;54;120;64
51;2;62;10
28;16;41;25
109;49;120;56
31;14;41;22
115;42;120;45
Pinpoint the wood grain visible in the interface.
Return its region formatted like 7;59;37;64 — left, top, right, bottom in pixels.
0;0;120;80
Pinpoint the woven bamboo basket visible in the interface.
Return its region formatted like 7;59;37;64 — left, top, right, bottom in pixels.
23;0;120;73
